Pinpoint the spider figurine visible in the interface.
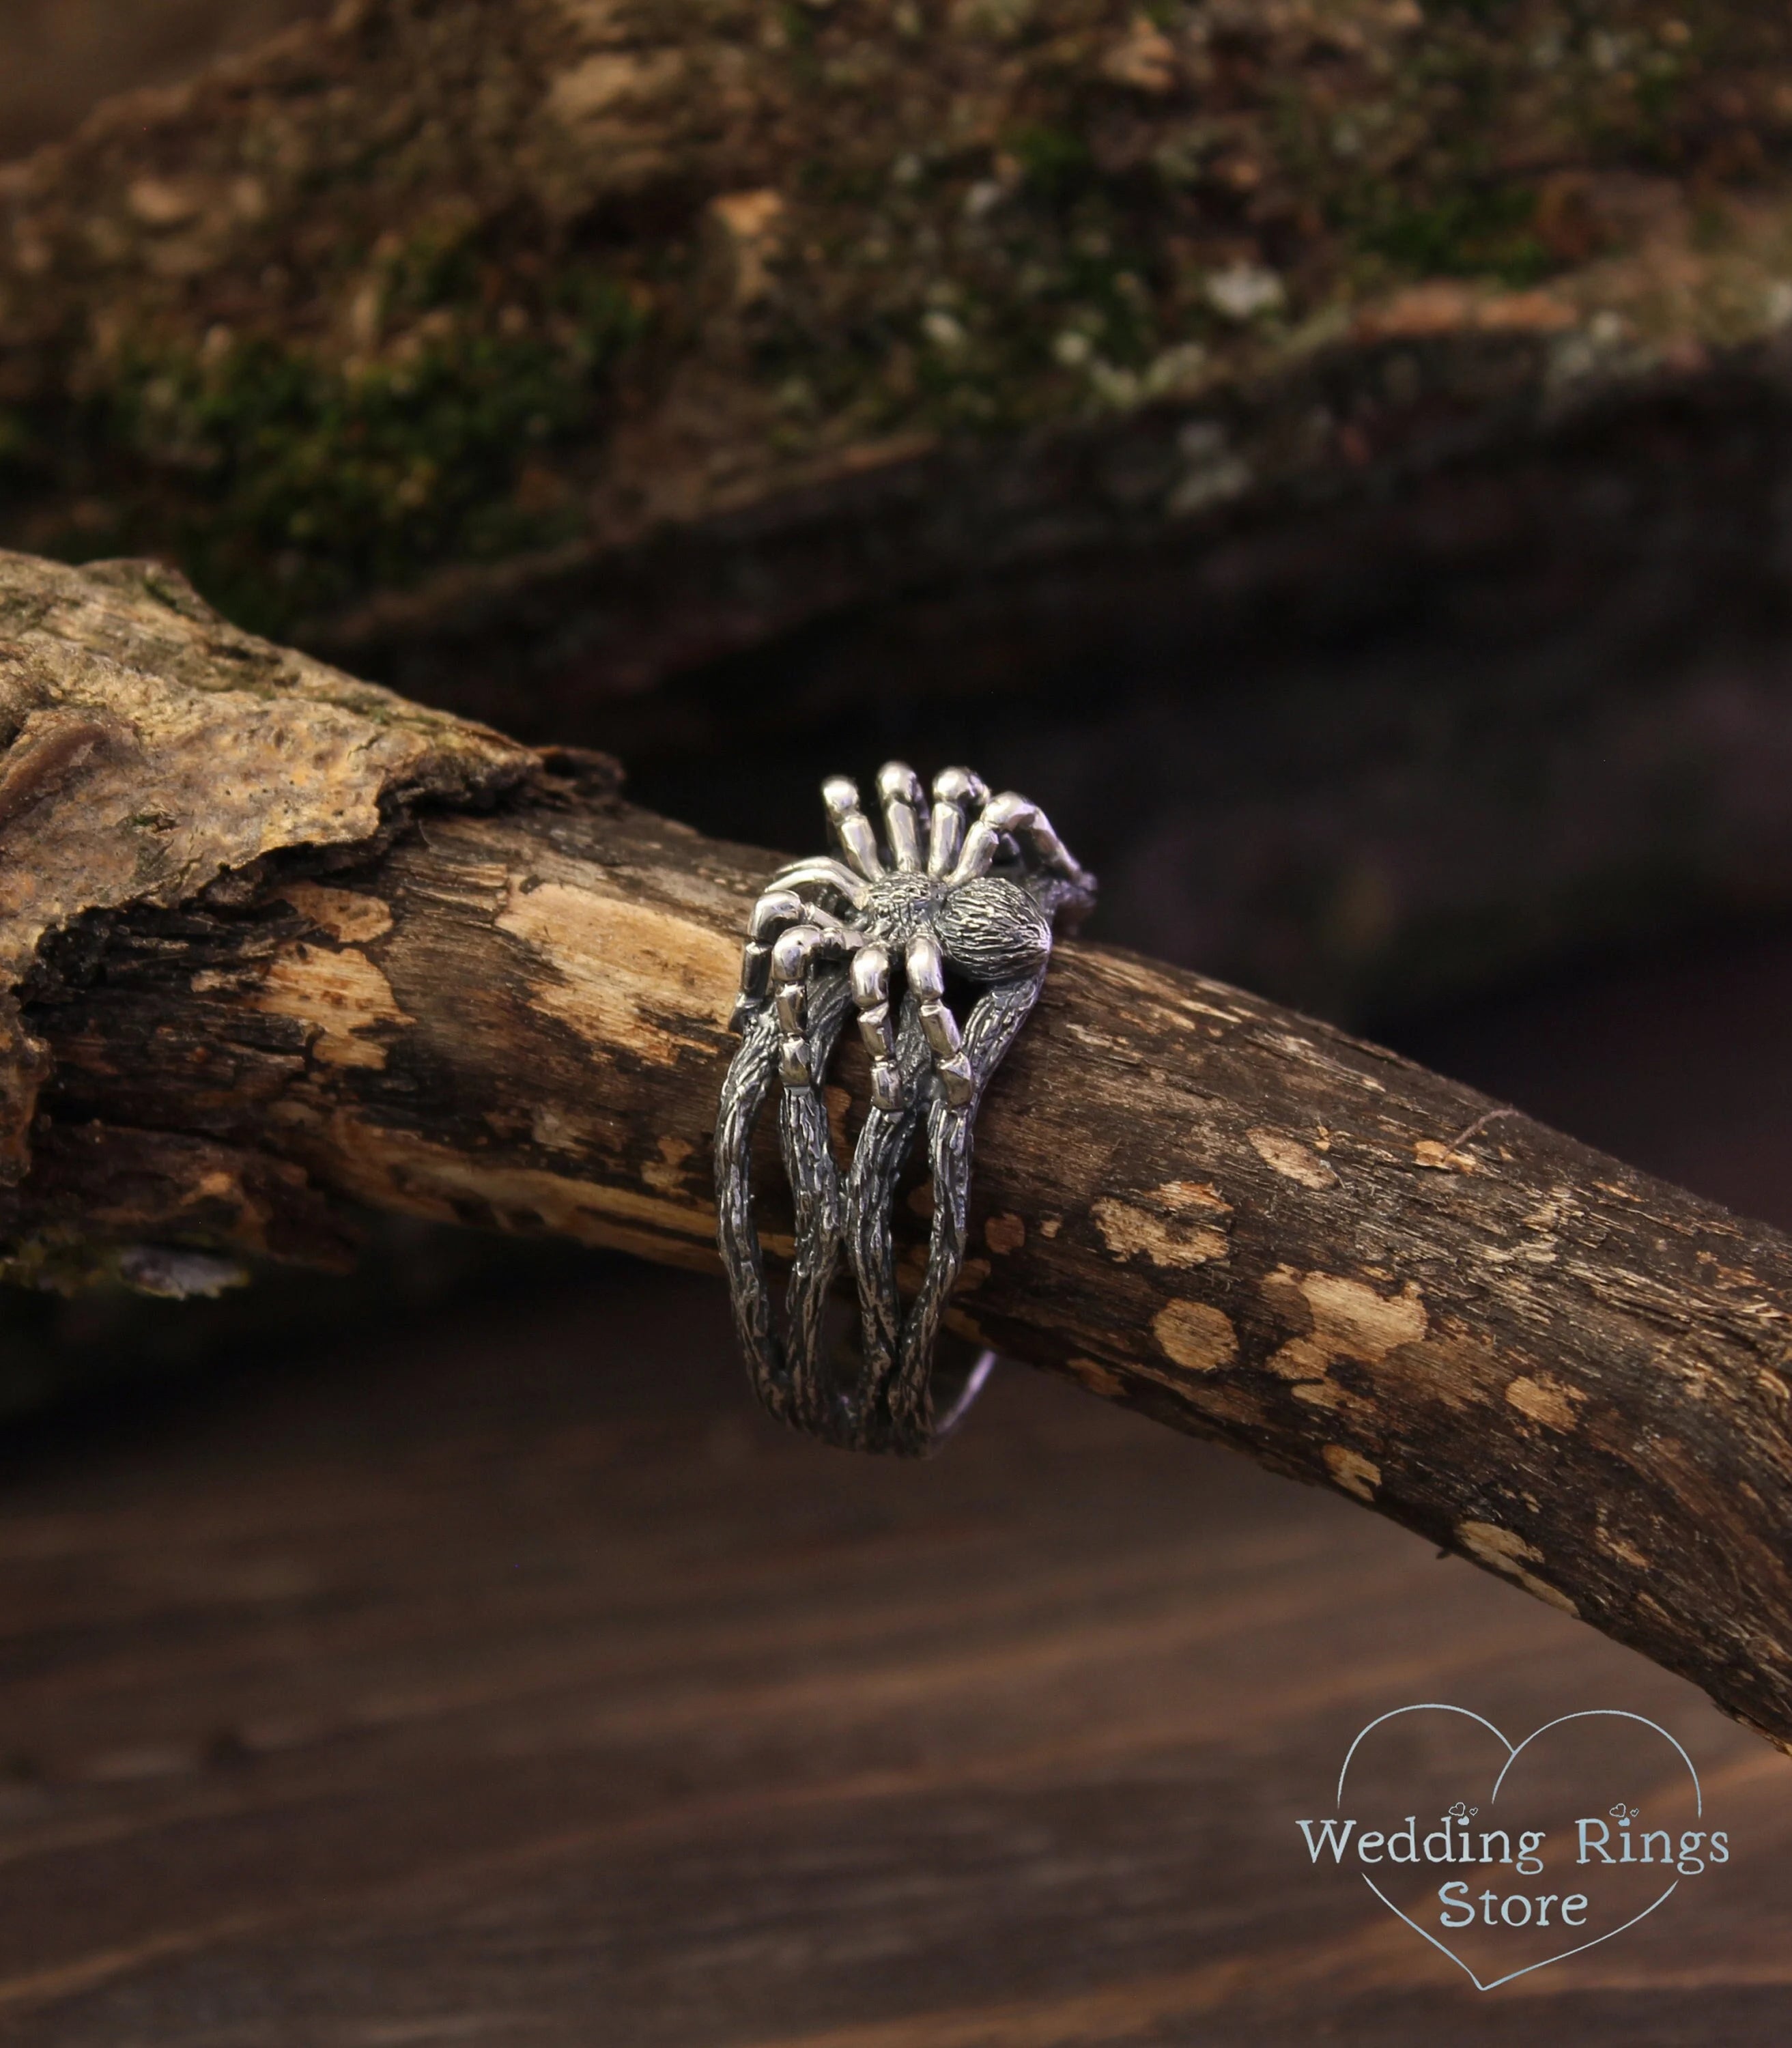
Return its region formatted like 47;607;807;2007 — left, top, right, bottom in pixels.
715;763;1094;1455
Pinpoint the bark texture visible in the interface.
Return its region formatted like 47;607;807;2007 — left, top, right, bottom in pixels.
1;0;1790;674
11;3;1792;1025
0;550;531;1217
4;547;1792;1754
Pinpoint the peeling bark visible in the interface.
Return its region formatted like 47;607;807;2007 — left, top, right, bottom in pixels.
0;549;533;1182
3;545;1792;1752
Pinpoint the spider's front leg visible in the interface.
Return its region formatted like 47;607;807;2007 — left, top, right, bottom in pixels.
926;767;989;879
730;883;864;1034
950;791;1090;899
851;943;905;1114
822;777;886;883
875;761;929;872
729;887;801;1033
905;933;973;1107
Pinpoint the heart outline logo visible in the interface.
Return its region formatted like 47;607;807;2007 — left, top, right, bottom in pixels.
1335;1703;1703;1991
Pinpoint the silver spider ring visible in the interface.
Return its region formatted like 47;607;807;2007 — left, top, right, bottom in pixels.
715;764;1095;1455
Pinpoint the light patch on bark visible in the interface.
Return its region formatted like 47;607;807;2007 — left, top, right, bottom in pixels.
530;1105;589;1155
707;188;786;307
984;1212;1025;1254
1292;1380;1347;1409
1598;1525;1651;1569
126;177;204;229
1066;1356;1126;1397
1267;1032;1386;1093
1248;1126;1338;1189
250;945;412;1069
1505;1372;1586;1430
283;1111;720;1264
496;879;734;1068
1457;1520;1579;1615
1152;1298;1238;1374
547;49;687;124
1092;1181;1231;1267
642;1135;694;1195
1262;1268;1427;1380
280;881;393;945
1412;1139;1479;1172
1323;1444;1381;1501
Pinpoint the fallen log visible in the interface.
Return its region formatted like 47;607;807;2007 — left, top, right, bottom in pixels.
3;545;1791;1753
12;2;1792;1021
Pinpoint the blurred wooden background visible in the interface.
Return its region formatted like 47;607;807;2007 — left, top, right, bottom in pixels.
2;884;1791;2044
0;1;326;162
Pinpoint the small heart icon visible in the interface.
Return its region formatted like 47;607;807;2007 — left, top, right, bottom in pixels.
1305;1705;1720;1990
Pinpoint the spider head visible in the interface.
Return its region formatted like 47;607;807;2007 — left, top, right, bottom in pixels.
863;870;941;943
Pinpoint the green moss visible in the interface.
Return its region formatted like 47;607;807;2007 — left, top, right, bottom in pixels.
46;265;644;635
1006;124;1096;205
1356;182;1551;285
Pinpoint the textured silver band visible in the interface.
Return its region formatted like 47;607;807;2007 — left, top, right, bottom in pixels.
714;764;1095;1455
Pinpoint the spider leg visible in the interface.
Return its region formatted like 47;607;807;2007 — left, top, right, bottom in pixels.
841;936;981;1455
731;890;865;1032
769;924;855;1427
905;933;973;1108
715;1001;785;1403
822;777;885;882
948;790;1094;923
946;791;1080;885
728;887;802;1032
715;923;853;1429
926;766;989;879
843;991;931;1440
770;924;855;1083
771;857;872;912
880;963;1049;1455
875;761;929;873
851;943;905;1113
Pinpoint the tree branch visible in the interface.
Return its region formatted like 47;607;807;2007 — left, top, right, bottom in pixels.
3;547;1791;1754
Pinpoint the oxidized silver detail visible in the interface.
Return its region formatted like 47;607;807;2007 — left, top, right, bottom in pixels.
715;763;1095;1455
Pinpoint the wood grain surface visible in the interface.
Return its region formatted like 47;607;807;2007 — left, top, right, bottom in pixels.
0;1260;1787;2046
10;549;1792;1752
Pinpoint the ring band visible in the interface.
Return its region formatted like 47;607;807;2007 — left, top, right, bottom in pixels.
715;763;1095;1455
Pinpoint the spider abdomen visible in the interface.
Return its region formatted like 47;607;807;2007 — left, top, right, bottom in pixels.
935;877;1052;982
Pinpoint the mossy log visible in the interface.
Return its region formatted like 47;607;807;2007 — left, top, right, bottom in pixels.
5;545;1792;1754
4;0;1791;668
10;1;1792;1024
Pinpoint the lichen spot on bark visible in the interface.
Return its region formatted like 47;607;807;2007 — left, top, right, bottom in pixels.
1247;1128;1338;1189
1322;1445;1381;1502
1505;1373;1586;1430
1262;1269;1427;1380
251;945;412;1070
1152;1298;1238;1374
1092;1182;1232;1268
1066;1356;1126;1397
984;1212;1025;1254
281;881;394;945
496;879;735;1068
1456;1520;1579;1616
